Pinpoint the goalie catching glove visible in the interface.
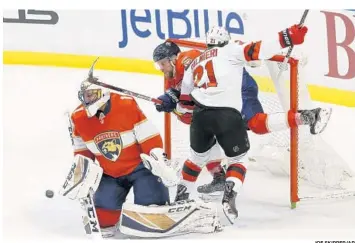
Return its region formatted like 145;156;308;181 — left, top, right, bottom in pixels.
140;148;179;187
59;154;103;200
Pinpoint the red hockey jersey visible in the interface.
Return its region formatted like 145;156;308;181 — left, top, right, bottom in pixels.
71;93;163;178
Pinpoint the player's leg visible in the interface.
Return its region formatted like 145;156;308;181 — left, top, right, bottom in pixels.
197;69;262;198
248;109;332;135
94;174;131;237
176;106;216;201
130;163;170;206
241;67;331;135
214;108;250;223
196;143;225;197
197;81;263;197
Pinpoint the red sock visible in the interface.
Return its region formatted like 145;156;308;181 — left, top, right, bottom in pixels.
182;160;202;182
96;208;121;228
206;160;222;176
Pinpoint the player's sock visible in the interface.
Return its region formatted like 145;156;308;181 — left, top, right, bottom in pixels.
96;208;121;238
175;160;202;201
206;160;223;175
181;159;202;182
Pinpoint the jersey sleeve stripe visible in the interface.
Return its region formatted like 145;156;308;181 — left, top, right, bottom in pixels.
74;147;90;153
137;133;160;144
134;119;160;143
73;136;88;151
120;131;137;148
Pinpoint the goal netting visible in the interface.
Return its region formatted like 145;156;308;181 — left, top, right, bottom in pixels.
163;38;355;207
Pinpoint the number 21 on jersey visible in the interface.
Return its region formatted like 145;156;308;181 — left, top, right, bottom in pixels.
193;60;218;89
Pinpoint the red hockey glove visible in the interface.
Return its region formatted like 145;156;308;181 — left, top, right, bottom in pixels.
279;24;308;48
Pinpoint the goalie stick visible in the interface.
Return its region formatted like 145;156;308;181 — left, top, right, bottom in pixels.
65;112;103;239
86;57;163;105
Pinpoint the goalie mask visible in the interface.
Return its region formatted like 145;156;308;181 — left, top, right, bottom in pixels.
206;26;231;48
78;78;110;117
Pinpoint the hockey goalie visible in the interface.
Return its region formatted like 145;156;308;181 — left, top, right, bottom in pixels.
58;63;221;239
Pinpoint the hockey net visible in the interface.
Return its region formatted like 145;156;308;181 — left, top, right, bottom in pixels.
163;38;355;207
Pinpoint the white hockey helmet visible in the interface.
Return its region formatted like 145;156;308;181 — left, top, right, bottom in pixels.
206;26;231;47
78;78;110;118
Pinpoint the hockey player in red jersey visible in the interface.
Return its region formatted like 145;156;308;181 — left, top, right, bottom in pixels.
59;63;221;238
153;25;332;222
59;72;171;237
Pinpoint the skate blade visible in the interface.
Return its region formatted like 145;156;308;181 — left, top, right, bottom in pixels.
222;202;238;225
313;108;332;134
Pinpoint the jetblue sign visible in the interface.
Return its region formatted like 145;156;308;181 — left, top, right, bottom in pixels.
118;9;245;48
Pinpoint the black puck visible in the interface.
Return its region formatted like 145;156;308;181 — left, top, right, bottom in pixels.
45;190;54;198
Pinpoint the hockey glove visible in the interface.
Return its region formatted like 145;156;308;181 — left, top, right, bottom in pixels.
59;154;103;200
140;148;179;187
279;24;308;48
155;88;181;113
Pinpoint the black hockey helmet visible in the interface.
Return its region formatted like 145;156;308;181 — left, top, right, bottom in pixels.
153;41;181;62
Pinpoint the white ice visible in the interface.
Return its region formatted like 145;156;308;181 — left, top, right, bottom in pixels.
3;65;355;241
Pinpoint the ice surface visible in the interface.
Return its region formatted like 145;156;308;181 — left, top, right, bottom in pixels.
3;65;355;240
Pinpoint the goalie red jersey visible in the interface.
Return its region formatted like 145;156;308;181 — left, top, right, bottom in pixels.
71;93;163;178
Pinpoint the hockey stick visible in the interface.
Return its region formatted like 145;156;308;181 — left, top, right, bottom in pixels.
276;9;309;80
86;57;163;105
89;79;163;104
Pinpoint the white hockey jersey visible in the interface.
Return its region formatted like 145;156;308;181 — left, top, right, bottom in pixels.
180;38;283;111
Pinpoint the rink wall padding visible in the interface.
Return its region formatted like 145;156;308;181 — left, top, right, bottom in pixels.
3;50;355;108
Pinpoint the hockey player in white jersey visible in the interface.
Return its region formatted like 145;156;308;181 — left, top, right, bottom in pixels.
154;24;332;223
195;27;333;199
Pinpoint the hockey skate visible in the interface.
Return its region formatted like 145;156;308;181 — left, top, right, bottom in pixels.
175;184;190;201
299;107;332;135
222;181;238;225
197;171;226;202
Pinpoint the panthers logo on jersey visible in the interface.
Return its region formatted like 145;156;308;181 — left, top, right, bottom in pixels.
94;131;123;162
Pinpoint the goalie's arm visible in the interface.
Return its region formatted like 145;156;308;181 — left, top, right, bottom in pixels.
127;98;178;187
131;98;164;154
70;113;95;160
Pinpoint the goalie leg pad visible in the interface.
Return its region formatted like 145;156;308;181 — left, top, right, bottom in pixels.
119;200;221;238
